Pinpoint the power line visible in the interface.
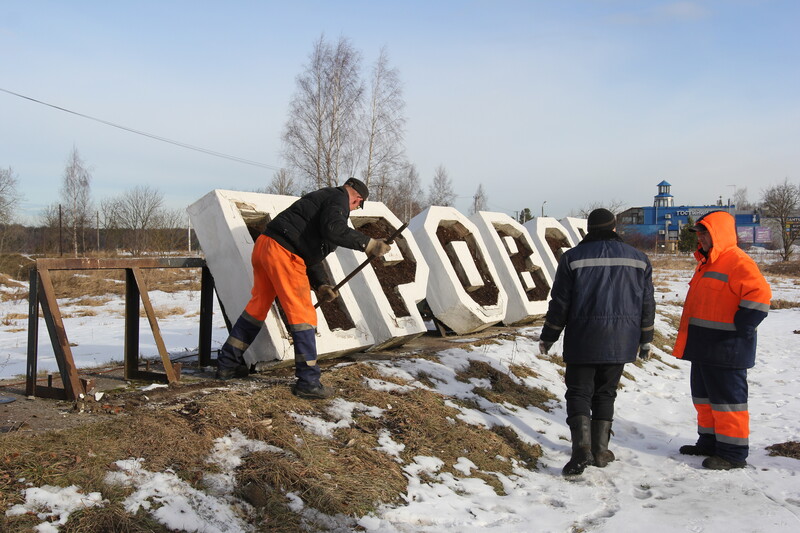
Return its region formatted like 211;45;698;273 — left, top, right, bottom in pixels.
0;87;281;171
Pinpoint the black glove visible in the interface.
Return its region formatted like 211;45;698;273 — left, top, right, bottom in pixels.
539;341;554;355
315;285;339;304
638;343;652;361
365;238;391;258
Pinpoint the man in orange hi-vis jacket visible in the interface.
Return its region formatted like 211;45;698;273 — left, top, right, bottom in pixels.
673;210;771;470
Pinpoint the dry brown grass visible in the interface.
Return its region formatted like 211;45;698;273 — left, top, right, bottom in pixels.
0;357;550;531
649;255;696;271
766;441;800;460
770;299;800;309
457;360;558;412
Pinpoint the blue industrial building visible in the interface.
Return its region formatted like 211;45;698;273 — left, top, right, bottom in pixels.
617;181;769;250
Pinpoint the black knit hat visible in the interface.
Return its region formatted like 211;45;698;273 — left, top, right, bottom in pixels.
343;177;369;201
587;208;616;232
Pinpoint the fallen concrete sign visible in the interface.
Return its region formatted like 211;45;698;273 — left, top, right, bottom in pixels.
523;217;574;282
409;206;507;334
471;211;551;324
187;190;373;366
336;202;429;351
560;216;588;247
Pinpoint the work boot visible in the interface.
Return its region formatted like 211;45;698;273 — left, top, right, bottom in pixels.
679;444;714;456
702;456;746;470
562;415;594;476
591;419;615;468
291;382;334;400
215;364;249;380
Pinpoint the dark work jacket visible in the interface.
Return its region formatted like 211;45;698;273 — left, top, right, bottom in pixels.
540;231;656;364
263;186;370;289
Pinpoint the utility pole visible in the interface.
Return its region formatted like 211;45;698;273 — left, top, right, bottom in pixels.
58;204;63;257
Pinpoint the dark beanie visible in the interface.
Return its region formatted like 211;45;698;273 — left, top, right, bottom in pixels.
343;177;369;200
587;208;616;232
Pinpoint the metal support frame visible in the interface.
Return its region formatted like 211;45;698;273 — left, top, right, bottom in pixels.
26;257;216;401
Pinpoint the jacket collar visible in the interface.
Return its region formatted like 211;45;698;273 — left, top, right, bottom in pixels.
580;230;623;244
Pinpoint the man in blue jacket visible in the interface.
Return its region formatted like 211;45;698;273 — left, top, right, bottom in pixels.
539;208;655;476
215;178;391;399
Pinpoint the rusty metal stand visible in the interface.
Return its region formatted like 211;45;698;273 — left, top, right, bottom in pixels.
26;257;217;401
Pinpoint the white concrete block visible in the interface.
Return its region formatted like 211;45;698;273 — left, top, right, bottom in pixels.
408;206;507;335
519;271;535;291
560;216;588;247
445;240;484;291
187;189;374;366
524;217;574;283
502;235;518;255
335;202;429;351
471;211;551;325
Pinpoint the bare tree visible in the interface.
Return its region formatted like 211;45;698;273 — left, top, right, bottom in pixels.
733;187;755;212
574;199;629;218
0;166;21;253
282;35;364;190
60;147;93;257
362;47;406;193
386;164;425;222
39;203;64;255
104;185;167;256
259;168;298;196
760;178;800;261
427;165;456;207
470;183;488;215
0;166;20;225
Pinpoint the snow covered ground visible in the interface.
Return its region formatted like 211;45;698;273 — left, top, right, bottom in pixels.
2;259;800;532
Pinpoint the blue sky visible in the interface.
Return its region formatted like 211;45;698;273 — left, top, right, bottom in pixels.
2;0;798;223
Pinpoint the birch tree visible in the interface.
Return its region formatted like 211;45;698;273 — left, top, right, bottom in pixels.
263;168;298;196
427;165;456;207
282;35;364;190
0;166;21;252
60;147;93;257
386;164;425;222
470;183;487;215
362;47;406;197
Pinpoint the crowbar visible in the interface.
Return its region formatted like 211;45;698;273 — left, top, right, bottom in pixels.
315;222;409;308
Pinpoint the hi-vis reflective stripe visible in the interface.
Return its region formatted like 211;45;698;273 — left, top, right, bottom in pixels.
543;319;564;332
288;322;315;332
688;317;737;331
228;337;250;351
703;271;729;282
740;299;770;312
716;434;748;446
570;258;647;269
712;402;748;412
242;310;262;326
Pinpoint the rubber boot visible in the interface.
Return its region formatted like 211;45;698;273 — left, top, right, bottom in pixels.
562;415;594;476
591;419;615;468
216;313;259;380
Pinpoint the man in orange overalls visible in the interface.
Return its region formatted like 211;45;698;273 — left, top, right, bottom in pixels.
215;178;391;399
673;210;771;469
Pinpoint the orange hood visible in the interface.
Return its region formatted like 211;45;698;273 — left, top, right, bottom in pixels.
694;210;737;263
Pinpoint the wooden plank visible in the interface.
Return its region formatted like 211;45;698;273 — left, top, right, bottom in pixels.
36;267;84;401
26;268;40;397
198;266;214;367
124;269;140;380
36;257;206;271
131;267;178;383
